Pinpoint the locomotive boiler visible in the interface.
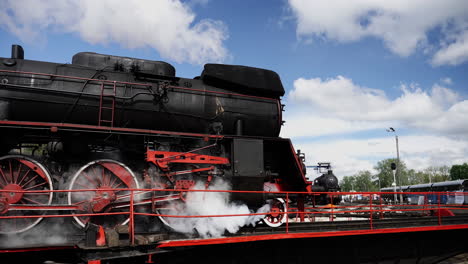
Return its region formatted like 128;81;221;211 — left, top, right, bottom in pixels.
0;44;340;234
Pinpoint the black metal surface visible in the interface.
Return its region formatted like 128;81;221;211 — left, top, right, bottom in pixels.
0;46;281;137
72;52;176;77
201;63;285;98
3;226;467;264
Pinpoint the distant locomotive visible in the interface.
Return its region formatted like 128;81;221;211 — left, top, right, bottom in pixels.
0;45;340;234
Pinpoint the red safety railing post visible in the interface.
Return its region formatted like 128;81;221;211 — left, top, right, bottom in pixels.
379;193;384;219
330;194;334;222
438;192;441;226
298;195;305;222
146;254;155;263
369;193;373;230
130;190;135;245
286;192;289;234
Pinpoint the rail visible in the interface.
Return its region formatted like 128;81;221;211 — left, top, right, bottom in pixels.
0;188;467;248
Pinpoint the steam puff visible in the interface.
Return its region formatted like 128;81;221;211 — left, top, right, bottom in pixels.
165;180;270;238
0;0;229;65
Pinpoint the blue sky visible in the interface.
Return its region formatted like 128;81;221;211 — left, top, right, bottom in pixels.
1;0;468;177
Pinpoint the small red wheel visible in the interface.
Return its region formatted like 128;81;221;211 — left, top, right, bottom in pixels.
263;198;287;227
67;160;139;228
0;155;53;234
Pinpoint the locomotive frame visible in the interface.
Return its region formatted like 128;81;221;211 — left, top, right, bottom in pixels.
0;44;340;236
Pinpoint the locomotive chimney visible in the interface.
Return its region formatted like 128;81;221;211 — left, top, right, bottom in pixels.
11;45;24;59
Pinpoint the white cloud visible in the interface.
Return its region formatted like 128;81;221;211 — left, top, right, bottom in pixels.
440;77;453;85
288;0;468;66
284;75;468;176
432;30;468;66
0;0;228;65
285;76;467;137
281;113;391;138
297;135;468;178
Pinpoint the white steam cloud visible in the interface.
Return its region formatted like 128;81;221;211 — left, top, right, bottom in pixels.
161;180;270;238
0;221;71;249
0;0;229;65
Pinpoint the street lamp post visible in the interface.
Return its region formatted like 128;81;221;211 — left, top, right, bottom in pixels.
391;163;397;203
387;127;401;203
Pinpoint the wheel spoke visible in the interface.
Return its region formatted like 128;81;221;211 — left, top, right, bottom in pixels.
13;163;22;184
109;175;119;188
17;168;31;186
24;181;47;191
22;197;42;205
75;182;94;189
101;167;109;186
113;182;123;189
92;167;102;186
8;160;13;183
0;166;9;185
81;172;99;187
21;175;39;188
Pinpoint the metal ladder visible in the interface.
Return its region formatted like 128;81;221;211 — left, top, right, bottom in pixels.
98;81;116;127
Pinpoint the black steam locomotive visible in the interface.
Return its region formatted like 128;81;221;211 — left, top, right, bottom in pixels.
0;45;340;234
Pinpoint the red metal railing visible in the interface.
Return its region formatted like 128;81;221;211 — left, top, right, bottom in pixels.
0;188;467;248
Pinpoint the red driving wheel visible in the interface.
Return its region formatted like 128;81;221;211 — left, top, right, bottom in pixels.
67;160;139;228
0;155;53;234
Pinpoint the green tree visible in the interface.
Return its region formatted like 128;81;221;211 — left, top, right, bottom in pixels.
425;166;450;183
450;163;468;180
373;158;409;188
354;171;378;192
407;169;419;185
340;171;378;192
340;176;356;192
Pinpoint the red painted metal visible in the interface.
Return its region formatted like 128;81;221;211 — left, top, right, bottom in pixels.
157;225;468;248
0;120;224;139
369;194;373;229
7;204;82;211
286;193;289;233
0;197;8;214
438;193;442;225
175;180;196;190
90;192;115;213
2;184;23;204
379;195;384;219
17;159;48;180
96;225;106;246
165;166;214;180
88;260;101;264
434;208;455;217
130;190;135;246
297;196;305;222
146;150;229;170
99;161;137;189
157;224;468;248
0;185;466;251
146;254;155;264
